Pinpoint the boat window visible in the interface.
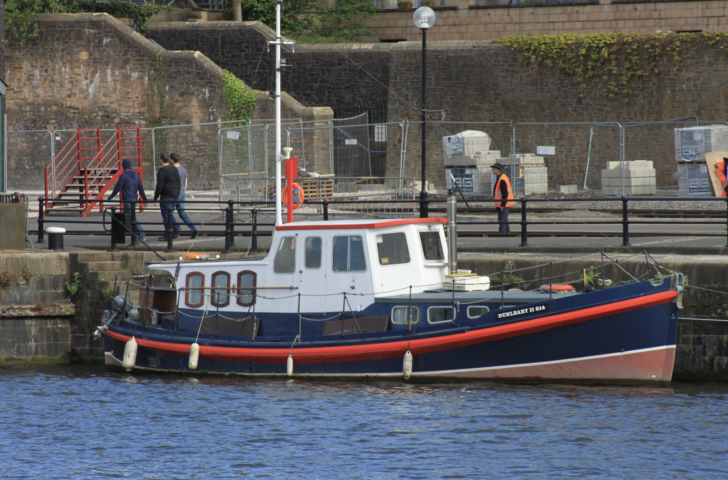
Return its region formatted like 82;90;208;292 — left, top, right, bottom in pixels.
185;272;204;308
391;306;419;325
305;237;322;269
274;236;296;274
211;271;230;307
376;232;410;265
428;306;455;324
237;271;256;307
333;235;366;272
420;231;444;261
467;306;489;319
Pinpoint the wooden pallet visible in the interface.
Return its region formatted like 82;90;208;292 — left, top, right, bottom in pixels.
299;178;334;200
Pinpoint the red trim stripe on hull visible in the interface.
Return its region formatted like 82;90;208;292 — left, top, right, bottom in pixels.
106;290;676;365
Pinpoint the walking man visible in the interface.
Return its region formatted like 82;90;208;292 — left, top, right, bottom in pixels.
153;153;181;241
491;162;515;234
107;158;147;241
170;153;198;239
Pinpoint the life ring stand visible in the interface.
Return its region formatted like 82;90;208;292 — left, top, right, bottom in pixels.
283;182;305;210
541;284;575;293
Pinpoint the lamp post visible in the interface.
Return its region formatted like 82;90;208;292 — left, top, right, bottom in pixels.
413;6;435;218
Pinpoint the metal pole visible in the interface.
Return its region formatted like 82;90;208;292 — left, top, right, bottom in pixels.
519;199;528;247
37;198;45;243
583;125;594;190
323;199;329;221
251;209;258;253
274;1;283;227
228;200;235;247
622;196;630;247
165;201;174;252
224;205;233;253
419;28;428;219
446;193;457;275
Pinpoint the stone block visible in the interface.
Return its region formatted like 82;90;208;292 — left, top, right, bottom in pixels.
559;185;578;194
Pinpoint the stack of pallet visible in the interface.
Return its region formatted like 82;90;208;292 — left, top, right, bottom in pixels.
443;131;500;194
673;126;728;195
498;154;549;195
299;177;334;201
601;160;656;196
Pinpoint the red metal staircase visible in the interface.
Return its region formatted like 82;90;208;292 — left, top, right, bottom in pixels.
43;127;143;216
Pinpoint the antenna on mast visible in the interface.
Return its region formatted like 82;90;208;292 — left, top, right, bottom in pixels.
268;0;296;226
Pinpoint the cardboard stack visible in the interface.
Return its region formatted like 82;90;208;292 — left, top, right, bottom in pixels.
601;160;656;196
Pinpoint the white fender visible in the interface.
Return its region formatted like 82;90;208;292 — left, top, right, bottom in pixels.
403;350;413;379
287;354;294;376
189;343;200;370
122;337;138;371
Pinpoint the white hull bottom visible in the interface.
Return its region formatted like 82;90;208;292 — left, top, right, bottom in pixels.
105;345;675;382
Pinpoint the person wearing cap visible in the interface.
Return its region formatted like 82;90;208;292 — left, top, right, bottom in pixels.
491;163;515;234
718;158;727;197
107;158;147;240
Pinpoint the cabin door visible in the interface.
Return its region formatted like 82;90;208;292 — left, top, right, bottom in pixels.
326;234;369;314
298;235;328;313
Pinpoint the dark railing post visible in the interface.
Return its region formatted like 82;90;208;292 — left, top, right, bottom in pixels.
519;199;528;247
621;196;630;247
251;209;258;253
110;207;118;251
323;199;329;221
725;196;728;248
130;200;138;246
165;200;174;252
223;205;233;253
37;197;45;244
228;200;235;247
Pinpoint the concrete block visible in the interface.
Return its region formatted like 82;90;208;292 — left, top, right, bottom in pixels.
559;185;578;194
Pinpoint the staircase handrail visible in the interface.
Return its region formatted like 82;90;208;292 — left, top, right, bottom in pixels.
44;134;80;201
83;133;122;203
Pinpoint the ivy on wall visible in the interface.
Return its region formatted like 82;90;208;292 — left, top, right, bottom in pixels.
222;70;257;124
146;53;171;152
495;32;728;102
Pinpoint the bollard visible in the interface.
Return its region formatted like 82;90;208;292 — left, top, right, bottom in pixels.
621;197;630;247
110;207;119;251
223;206;233;253
228;200;235;247
323;200;329;221
251;209;258;253
37;198;45;244
519;199;529;247
46;227;66;251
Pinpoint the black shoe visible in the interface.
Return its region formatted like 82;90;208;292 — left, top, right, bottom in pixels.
172;231;180;239
190;231;199;240
158;236;167;241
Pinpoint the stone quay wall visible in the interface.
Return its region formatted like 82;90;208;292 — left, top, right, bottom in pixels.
146;21;728;190
6;14;332;191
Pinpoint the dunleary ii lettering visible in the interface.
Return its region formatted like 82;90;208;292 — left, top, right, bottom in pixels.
495;304;548;320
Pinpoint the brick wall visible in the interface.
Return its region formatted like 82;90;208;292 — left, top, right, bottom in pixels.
5;14;332;191
373;0;728;42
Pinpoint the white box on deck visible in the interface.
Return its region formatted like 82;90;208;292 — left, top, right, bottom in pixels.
442;276;491;292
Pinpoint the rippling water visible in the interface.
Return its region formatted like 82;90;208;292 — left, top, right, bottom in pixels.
1;365;727;479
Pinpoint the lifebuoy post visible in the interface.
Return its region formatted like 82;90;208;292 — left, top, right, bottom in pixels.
285;157;298;223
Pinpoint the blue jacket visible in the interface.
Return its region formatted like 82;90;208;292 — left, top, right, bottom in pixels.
108;169;147;203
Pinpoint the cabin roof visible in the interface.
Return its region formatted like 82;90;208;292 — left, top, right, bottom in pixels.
276;218;447;232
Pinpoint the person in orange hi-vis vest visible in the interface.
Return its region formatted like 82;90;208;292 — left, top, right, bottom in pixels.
491;162;515;234
718;158;727;197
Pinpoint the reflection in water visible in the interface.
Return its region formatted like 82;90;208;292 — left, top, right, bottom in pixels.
0;365;727;479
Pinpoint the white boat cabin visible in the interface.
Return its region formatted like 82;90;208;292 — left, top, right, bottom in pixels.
150;218;454;315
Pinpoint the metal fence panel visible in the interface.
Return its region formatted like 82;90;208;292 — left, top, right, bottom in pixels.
332;113;371;177
8;130;53;190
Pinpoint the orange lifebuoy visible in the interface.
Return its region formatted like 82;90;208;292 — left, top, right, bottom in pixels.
541;284;574;292
283;182;305;210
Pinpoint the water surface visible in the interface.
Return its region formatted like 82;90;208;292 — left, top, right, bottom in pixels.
1;365;727;479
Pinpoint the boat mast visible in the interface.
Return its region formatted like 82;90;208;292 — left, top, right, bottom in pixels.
270;0;295;226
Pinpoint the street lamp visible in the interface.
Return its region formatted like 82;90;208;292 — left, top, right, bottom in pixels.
413;6;435;218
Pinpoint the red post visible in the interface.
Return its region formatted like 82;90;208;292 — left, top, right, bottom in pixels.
285;157;298;224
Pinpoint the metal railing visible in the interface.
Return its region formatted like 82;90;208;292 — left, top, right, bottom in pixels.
33;195;728;252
